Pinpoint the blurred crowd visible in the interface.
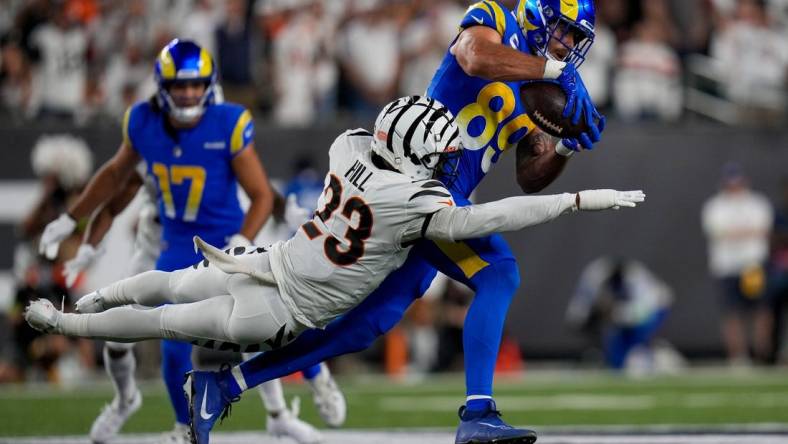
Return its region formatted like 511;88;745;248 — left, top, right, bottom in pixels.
1;0;788;384
0;0;786;127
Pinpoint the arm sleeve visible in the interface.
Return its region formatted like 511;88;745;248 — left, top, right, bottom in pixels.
460;1;508;36
230;109;254;157
423;193;577;242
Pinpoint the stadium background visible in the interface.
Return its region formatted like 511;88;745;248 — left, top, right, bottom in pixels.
0;0;787;441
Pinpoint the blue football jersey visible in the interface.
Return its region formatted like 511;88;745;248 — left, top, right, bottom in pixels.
427;1;538;198
123;101;254;265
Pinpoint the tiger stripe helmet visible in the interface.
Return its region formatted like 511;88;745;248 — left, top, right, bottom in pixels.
372;96;462;184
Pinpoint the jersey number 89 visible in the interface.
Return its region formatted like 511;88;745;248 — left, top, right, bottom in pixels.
456;82;535;172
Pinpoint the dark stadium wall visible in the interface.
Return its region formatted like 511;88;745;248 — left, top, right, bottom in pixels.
2;121;787;359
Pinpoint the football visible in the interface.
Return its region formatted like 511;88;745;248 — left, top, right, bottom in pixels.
520;82;593;139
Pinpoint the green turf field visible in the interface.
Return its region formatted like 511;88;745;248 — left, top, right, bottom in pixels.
2;368;788;436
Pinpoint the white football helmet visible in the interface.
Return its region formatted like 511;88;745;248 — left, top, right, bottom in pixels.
372;96;461;183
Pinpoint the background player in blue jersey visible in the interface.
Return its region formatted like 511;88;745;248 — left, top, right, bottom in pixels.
189;2;605;443
37;39;339;444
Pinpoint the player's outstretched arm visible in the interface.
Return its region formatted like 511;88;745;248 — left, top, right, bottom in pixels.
452;26;551;81
39;142;141;258
423;190;645;242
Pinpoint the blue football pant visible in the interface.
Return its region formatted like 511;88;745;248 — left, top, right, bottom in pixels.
232;224;521;398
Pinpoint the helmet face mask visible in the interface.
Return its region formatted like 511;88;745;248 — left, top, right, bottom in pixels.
518;0;596;67
160;79;212;123
427;146;461;188
154;39;218;123
372;96;462;186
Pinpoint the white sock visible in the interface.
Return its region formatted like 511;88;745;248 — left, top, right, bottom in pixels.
241;352;287;415
258;380;287;414
104;345;137;405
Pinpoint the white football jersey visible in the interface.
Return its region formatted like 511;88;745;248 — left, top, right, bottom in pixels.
269;129;454;328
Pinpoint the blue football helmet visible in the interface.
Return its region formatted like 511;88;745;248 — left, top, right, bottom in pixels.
516;0;595;67
154;39;219;122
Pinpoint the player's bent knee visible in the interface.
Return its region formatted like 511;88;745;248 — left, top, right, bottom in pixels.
475;259;521;297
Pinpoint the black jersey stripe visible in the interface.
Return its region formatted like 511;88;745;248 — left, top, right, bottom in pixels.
419;180;445;189
348;130;372;137
421;211;436;238
408;189;451;201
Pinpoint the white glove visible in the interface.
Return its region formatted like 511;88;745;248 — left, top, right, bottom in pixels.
39;213;77;259
224;233;252;250
283;194;310;232
577;189;645;211
64;244;102;288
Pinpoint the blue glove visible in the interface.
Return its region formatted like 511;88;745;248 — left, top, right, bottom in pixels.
554;62;579;120
561;73;604;150
562;114;605;151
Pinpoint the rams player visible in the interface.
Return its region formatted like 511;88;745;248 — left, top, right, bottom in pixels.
173;1;605;443
26;97;640;444
37;40;339;443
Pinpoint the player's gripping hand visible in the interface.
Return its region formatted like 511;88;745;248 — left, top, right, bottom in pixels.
560;115;605;152
64;244;101;288
39;213;77;259
577;190;645;211
544;61;605;151
284;194;310;232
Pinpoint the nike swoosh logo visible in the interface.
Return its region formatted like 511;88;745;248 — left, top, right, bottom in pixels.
200;385;214;420
472;15;484;24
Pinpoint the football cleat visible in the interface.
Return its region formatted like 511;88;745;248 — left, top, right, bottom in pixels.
308;363;346;428
266;397;324;444
184;369;238;444
24;299;62;333
159;423;192;444
89;390;143;443
75;290;106;313
455;401;537;444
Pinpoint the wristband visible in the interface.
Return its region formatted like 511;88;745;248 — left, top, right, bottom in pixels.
543;59;566;80
555;140;575;157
